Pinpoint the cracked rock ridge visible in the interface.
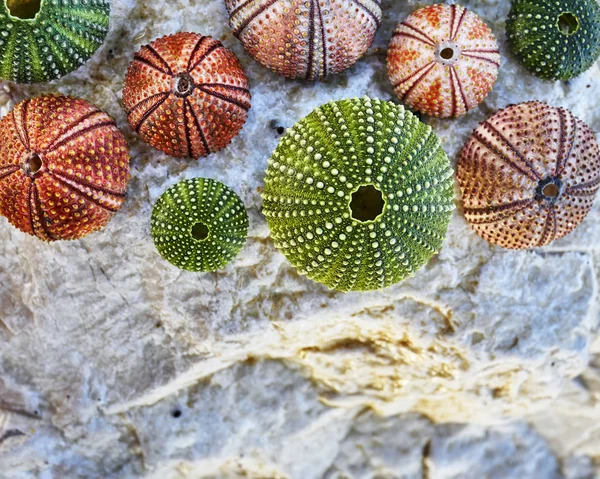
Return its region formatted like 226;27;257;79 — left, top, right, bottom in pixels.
1;0;600;478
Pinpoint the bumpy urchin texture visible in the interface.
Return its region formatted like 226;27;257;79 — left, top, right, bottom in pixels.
387;3;500;118
507;0;600;81
0;95;130;241
262;97;455;292
224;0;382;81
123;32;251;159
458;101;600;250
151;178;249;272
0;0;110;84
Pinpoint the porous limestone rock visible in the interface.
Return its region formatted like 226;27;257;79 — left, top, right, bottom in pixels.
1;0;600;477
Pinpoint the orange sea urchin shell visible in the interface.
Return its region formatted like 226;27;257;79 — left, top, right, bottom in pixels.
457;101;600;250
224;0;382;81
0;95;130;242
387;3;500;118
123;32;251;158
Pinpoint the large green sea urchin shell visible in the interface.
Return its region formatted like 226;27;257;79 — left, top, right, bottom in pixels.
0;0;110;84
506;0;600;81
262;97;455;292
151;178;249;272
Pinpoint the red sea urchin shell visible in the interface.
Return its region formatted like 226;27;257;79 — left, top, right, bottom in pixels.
0;95;130;242
457;101;600;250
123;32;251;159
224;0;382;81
387;4;500;118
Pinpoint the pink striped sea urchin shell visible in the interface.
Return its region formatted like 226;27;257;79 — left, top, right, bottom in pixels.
387;4;500;118
457;101;600;250
224;0;382;81
123;32;251;159
0;95;130;241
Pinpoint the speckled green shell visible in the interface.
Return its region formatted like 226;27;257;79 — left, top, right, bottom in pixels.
506;0;600;81
151;178;249;272
262;97;455;292
0;0;110;84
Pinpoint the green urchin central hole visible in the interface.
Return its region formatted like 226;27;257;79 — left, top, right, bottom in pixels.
558;12;579;35
350;185;385;222
5;0;41;19
191;222;209;241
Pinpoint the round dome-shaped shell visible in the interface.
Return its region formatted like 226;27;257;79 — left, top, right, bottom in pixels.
387;3;500;118
262;97;455;292
457;102;600;250
507;0;600;81
151;178;249;272
224;0;382;81
0;0;110;84
123;32;251;159
0;95;130;241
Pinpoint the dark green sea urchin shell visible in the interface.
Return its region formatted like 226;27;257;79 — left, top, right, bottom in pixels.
506;0;600;81
0;0;110;84
151;178;249;272
262;97;455;292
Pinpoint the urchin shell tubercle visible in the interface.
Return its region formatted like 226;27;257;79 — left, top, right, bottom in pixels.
0;0;110;83
151;178;249;272
457;101;600;249
123;32;251;159
387;3;500;118
0;95;130;241
262;97;455;292
225;0;382;81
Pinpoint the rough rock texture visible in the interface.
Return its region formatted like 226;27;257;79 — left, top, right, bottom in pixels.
1;0;599;478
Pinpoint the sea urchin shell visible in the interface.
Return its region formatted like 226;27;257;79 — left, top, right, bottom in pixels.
262;97;455;292
507;0;600;81
151;178;249;272
224;0;382;81
458;101;600;249
0;0;110;84
123;32;251;159
0;95;130;241
387;3;500;118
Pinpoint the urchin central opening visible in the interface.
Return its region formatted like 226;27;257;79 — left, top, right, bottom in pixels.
537;177;562;202
173;73;195;97
440;48;455;60
5;0;41;19
23;152;43;175
436;43;460;64
558;12;579;35
350;185;385;222
191;221;209;241
542;183;560;198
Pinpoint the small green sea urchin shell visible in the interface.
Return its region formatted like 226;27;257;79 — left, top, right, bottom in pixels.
0;0;110;84
506;0;600;81
262;97;455;292
151;178;249;272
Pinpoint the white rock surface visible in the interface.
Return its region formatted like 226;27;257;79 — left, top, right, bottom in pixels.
1;0;600;477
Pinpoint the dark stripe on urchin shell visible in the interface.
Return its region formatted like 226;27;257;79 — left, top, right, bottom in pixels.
0;0;110;84
261;97;455;292
150;178;249;273
506;0;600;81
348;0;382;28
400;22;437;46
457;101;600;250
186;98;211;156
196;85;251;111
